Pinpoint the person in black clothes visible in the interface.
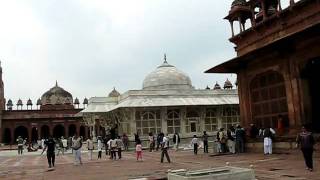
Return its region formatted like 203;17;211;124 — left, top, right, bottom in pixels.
41;137;56;168
296;126;315;171
202;131;209;153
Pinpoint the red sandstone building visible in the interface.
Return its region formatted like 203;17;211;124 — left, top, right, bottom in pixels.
0;64;89;144
206;0;320;134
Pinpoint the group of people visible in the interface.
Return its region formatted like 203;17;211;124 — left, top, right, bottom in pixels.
18;124;316;172
135;132;171;163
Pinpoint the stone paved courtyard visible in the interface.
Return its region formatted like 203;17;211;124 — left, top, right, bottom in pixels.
0;149;319;180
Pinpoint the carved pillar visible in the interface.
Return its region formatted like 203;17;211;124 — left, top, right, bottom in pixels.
161;107;168;134
229;21;235;37
261;1;267;20
180;107;187;136
129;109;136;138
238;17;243;33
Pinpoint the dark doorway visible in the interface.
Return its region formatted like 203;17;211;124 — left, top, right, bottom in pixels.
80;126;86;139
14;126;29;141
302;59;320;132
53;124;65;138
3;128;11;144
69;124;76;137
41;125;50;139
31;127;38;142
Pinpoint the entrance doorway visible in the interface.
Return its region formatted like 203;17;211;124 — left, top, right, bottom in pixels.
53;124;65;138
14;126;28;140
302;59;320;131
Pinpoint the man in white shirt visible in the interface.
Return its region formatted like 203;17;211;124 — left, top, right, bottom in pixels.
160;133;171;163
87;137;94;160
72;134;83;165
191;135;199;155
263;127;276;155
61;136;68;154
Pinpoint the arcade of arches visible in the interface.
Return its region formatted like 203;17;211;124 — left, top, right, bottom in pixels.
2;122;89;144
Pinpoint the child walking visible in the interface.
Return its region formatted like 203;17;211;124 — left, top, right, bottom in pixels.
136;140;143;161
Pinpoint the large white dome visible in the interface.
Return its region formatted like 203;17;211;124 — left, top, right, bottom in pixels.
142;59;193;90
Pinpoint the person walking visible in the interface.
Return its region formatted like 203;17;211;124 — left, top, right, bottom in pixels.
104;135;110;156
97;136;103;159
235;125;245;153
41;136;56;168
227;126;236;154
72;134;83;165
296;126;315;172
191;135;199;155
122;133;129;151
16;136;24;155
116;136;124;159
156;133;162;151
87;137;94;160
110;138;118;160
160;134;171;163
61;136;68;154
202;131;209;153
136;139;143;161
148;132;155;152
218;128;227;153
56;138;63;156
173;132;180;151
263;127;275;155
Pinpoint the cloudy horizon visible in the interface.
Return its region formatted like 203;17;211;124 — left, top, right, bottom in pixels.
0;0;237;107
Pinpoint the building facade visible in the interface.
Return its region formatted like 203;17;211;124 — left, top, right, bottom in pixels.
82;57;240;140
0;64;88;144
206;0;320;134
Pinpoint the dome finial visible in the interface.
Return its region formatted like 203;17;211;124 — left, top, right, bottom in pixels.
55;80;58;87
164;53;167;63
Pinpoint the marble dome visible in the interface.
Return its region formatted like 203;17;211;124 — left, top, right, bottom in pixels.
142;56;193;90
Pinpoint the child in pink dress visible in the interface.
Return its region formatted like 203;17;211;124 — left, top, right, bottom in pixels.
136;140;142;161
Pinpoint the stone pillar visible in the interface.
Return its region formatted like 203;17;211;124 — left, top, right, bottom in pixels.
199;107;206;133
161;107;168;134
217;106;223;130
180;107;187;136
129;109;136;138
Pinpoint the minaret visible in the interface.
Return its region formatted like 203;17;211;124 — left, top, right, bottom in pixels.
0;61;4;111
0;61;4;137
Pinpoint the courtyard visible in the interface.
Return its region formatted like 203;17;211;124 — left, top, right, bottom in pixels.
0;148;319;180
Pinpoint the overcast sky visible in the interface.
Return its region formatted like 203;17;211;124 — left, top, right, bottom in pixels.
0;0;237;106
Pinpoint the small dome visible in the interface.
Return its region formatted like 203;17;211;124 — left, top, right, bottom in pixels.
7;99;13;107
17;99;23;106
41;82;73;106
108;88;120;97
83;98;89;105
74;98;80;105
224;79;233;89
213;82;221;90
36;98;42;106
205;85;210;90
27;99;33;106
142;54;193;90
231;0;247;7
